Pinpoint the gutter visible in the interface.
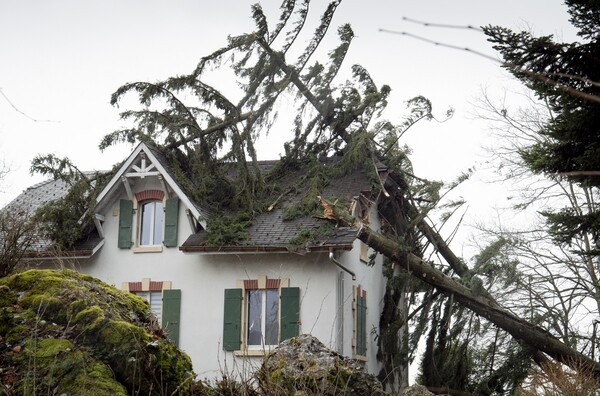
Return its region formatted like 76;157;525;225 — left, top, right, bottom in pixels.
22;240;105;260
329;249;356;281
179;244;354;254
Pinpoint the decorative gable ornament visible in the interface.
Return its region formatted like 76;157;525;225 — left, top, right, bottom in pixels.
94;142;208;249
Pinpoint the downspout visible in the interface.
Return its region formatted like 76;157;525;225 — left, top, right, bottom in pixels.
329;249;356;281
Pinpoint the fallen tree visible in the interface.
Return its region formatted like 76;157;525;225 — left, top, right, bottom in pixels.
320;183;600;379
30;1;600;389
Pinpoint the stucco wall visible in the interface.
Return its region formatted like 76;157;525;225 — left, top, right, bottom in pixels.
69;183;386;380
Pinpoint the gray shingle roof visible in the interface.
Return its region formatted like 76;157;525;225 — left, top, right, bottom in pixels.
180;166;376;253
4;173;105;257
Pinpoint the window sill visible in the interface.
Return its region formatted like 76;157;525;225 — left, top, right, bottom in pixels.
233;347;276;357
133;245;163;253
352;354;368;362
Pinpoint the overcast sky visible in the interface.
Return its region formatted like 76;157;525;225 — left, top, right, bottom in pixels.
0;0;578;234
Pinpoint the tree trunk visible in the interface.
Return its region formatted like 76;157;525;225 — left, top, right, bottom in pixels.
356;224;600;377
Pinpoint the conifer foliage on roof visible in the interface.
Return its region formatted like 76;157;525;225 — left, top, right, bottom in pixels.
30;1;440;249
93;1;434;213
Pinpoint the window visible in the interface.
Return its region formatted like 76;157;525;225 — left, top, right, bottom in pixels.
247;289;279;347
117;192;179;250
135;290;163;322
139;200;163;246
223;277;300;353
357;197;370;263
123;279;181;346
360;241;369;262
353;285;367;358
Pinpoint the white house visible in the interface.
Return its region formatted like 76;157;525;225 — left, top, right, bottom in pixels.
9;142;392;381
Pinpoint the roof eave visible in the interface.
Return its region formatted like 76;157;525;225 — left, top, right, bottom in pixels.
179;243;354;254
22;239;104;260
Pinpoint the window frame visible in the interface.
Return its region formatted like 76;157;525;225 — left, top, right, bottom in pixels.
246;288;280;349
135;290;163;323
240;277;285;355
133;195;165;253
139;200;164;246
117;191;179;251
123;278;171;322
122;278;181;346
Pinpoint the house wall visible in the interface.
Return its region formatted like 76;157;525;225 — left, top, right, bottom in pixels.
72;186;386;380
339;202;387;369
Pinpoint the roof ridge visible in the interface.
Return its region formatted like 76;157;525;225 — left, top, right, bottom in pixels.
25;170;108;190
26;178;58;191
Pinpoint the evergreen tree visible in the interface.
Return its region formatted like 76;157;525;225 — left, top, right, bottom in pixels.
484;0;600;254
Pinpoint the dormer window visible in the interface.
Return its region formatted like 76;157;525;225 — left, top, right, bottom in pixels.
139;200;163;246
118;189;179;251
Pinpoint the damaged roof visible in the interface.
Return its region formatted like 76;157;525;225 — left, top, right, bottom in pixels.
180;166;376;254
7;142;384;257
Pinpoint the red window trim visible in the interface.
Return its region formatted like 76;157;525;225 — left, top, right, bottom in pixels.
135;189;165;203
243;278;281;290
128;281;164;292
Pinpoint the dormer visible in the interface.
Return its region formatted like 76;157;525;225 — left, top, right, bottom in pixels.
94;142;207;251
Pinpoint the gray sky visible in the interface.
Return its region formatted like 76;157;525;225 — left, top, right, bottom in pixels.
0;0;578;216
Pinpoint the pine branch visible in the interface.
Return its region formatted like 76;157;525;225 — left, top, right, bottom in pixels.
379;28;600;104
294;0;341;71
401;16;483;32
255;36;340;126
269;0;297;44
558;171;600;177
281;0;310;54
0;88;60;123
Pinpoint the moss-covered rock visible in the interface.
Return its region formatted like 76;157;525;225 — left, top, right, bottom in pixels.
0;269;196;395
15;338;128;395
257;334;389;396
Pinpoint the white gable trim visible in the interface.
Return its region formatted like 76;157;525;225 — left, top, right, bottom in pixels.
94;142;206;227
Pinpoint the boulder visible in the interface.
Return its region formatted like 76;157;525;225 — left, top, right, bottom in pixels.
257;334;389;395
0;269;196;395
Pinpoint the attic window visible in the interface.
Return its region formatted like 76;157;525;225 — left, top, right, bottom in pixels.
139;200;164;246
135;190;166;247
118;193;179;251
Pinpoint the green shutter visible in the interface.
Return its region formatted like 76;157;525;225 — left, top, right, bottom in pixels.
223;288;242;351
356;294;367;355
280;287;300;342
118;199;133;249
162;289;181;346
163;197;179;247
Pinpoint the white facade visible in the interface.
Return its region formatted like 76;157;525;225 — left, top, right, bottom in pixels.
58;143;387;380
